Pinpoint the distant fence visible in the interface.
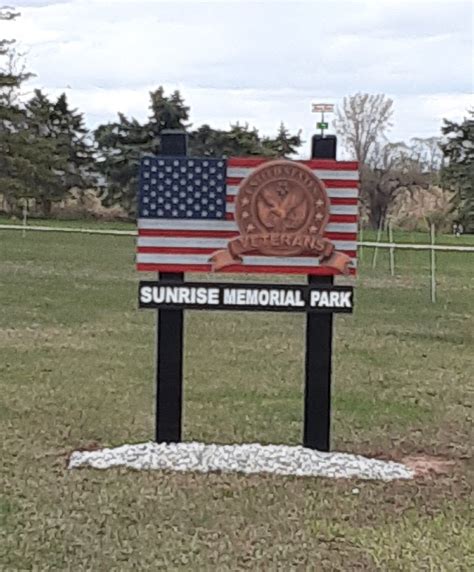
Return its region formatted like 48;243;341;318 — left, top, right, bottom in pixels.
0;224;136;237
358;241;474;253
1;224;473;252
2;223;473;304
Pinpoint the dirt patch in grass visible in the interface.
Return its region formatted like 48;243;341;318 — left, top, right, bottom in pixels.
402;455;458;477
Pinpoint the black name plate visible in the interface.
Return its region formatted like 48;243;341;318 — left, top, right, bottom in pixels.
139;282;354;313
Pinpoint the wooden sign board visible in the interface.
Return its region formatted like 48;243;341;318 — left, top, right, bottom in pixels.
137;157;358;276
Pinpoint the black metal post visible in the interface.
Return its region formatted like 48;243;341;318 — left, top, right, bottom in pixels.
303;136;337;451
156;272;184;442
304;275;334;450
155;130;187;443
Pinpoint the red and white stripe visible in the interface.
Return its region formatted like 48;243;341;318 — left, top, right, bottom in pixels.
137;158;359;276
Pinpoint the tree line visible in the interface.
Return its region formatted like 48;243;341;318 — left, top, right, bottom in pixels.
335;93;473;231
1;8;472;230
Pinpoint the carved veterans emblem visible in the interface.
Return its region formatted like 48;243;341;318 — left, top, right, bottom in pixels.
210;159;351;273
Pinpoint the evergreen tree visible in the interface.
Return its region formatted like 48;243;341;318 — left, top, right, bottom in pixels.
263;122;302;157
95;87;190;215
188;124;225;156
20;90;70;216
94;113;150;215
148;87;190;152
51;93;95;193
190;123;268;157
0;13;78;217
225;123;271;156
0;7;29;92
95;86;303;215
441;111;474;232
0;8;34;210
190;122;302;158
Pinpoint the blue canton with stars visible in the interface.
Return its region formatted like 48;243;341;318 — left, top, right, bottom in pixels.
139;155;227;219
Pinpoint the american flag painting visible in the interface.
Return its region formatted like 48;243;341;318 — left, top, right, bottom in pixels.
137;156;359;276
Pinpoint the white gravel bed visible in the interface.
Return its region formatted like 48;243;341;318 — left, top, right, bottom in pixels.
68;442;414;481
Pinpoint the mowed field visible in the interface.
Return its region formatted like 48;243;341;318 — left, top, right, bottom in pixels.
0;225;473;570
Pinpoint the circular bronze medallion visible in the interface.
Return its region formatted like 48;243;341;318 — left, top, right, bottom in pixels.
235;159;330;256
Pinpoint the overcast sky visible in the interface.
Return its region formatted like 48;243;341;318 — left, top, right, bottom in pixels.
2;0;473;152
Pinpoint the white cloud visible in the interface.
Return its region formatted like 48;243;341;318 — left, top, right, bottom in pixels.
2;0;472;149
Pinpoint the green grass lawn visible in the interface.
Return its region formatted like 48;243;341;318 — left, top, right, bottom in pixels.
0;228;473;570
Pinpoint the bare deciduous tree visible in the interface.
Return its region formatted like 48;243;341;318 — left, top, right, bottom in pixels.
410;136;444;174
363;142;430;229
335;93;394;165
335;94;444;229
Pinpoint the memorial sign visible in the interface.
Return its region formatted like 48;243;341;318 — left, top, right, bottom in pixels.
136;157;358;275
137;130;359;452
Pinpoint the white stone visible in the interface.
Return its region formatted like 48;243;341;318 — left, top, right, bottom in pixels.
68;442;414;481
